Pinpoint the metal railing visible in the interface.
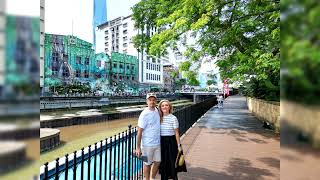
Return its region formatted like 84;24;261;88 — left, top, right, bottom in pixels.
40;97;217;180
40;125;143;180
175;97;217;135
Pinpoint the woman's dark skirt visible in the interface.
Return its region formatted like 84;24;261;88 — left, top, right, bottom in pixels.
160;135;178;180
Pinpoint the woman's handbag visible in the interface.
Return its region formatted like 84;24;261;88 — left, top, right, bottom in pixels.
175;150;187;172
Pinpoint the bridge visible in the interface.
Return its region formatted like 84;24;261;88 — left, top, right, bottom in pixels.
180;91;219;103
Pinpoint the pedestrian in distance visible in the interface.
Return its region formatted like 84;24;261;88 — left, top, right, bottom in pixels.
136;93;161;180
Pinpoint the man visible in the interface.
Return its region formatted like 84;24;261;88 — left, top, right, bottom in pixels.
136;93;161;180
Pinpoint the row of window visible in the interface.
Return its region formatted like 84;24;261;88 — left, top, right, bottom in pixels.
113;63;135;71
112;75;135;81
105;23;128;34
76;56;90;65
146;63;161;71
105;37;128;45
146;73;161;81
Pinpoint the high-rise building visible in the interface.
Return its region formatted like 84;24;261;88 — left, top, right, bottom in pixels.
97;15;164;88
40;0;45;93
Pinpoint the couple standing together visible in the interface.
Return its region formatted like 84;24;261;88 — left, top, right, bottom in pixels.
135;93;184;180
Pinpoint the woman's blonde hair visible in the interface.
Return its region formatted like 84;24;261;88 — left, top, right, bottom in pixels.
158;99;173;123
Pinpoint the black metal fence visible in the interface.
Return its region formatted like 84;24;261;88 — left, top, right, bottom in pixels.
40;125;143;180
40;97;217;180
175;97;217;135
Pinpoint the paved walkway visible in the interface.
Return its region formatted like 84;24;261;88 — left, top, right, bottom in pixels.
178;95;280;180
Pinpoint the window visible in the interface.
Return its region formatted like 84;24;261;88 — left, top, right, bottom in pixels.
123;36;128;41
96;73;101;78
96;60;101;67
119;76;122;80
84;70;89;78
120;64;123;69
76;70;81;77
123;49;127;54
105;36;108;40
123;43;127;47
105;42;109;46
85;58;90;65
113;64;117;68
123;30;128;34
131;66;134;71
105;30;108;34
62;66;70;77
127;76;129;80
127;65;130;70
132;76;135;81
123;23;128;28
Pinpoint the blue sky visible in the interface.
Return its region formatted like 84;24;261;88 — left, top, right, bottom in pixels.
45;0;140;43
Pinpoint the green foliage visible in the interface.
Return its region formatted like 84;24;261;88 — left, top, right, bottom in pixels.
132;0;280;101
207;80;216;86
281;0;320;105
53;83;91;95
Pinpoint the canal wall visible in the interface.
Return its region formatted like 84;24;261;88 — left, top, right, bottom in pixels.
281;100;320;148
247;97;280;133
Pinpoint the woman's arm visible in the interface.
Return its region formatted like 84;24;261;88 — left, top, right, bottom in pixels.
174;128;182;148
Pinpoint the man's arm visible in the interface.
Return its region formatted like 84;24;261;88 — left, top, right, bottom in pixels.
135;127;143;158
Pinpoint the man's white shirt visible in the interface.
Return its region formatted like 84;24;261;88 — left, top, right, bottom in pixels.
138;107;161;147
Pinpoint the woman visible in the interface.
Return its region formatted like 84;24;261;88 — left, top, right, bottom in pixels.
158;99;182;180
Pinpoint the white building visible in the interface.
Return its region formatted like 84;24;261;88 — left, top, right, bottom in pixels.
0;0;5;96
96;15;164;87
40;0;45;93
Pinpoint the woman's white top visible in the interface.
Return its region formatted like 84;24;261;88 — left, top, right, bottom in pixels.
160;114;179;136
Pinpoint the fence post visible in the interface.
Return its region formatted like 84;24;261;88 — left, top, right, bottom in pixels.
121;132;124;180
73;151;77;180
65;154;69;180
113;134;117;180
88;145;91;180
94;143;97;180
118;133;120;179
109;136;112;180
81;148;84;180
55;158;59;180
128;125;132;180
44;162;49;180
100;140;103;180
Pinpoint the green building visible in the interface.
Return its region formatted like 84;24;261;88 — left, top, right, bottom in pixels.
43;34;140;94
44;34;109;93
110;52;139;93
3;15;39;97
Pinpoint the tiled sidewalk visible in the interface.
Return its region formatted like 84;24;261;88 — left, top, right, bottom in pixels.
178;95;280;180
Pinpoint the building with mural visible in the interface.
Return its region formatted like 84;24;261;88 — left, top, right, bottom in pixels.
4;15;40;98
43;34;140;94
43;33;103;93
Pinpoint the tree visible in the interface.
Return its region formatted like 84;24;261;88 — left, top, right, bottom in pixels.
281;0;320;105
132;0;280;100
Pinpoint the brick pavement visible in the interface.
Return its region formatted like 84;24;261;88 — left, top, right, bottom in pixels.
177;95;280;180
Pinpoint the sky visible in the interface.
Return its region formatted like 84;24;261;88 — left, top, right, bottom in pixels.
6;0;40;16
45;0;140;43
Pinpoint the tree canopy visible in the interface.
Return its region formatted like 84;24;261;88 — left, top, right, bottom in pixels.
132;0;280;100
281;0;320;105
